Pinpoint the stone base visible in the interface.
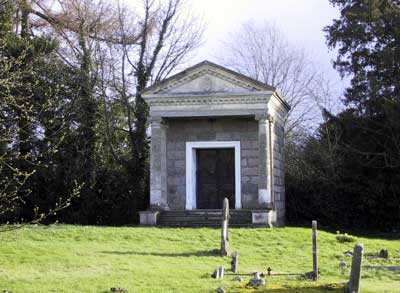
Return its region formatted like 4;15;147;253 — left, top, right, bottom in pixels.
139;211;159;225
251;210;277;227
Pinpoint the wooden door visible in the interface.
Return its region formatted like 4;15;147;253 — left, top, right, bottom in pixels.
196;148;235;209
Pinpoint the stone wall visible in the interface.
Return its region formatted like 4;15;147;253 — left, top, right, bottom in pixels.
166;117;259;210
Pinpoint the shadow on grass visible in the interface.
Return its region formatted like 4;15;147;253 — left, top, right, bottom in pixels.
100;249;220;257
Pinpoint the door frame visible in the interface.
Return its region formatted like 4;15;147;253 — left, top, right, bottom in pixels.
185;141;241;210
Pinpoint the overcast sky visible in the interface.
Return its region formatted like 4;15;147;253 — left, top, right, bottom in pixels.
186;0;345;95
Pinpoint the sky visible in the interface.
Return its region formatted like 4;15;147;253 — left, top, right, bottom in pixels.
186;0;346;98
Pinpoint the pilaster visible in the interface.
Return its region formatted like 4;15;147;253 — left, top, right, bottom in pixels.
149;116;169;210
255;114;274;209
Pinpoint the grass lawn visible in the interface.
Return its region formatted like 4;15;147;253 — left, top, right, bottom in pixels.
0;225;399;292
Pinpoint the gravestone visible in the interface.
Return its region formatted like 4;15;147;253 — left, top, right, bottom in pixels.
248;272;266;287
347;243;364;293
339;261;347;274
379;249;388;259
218;266;224;279
233;275;242;282
221;198;230;256
312;220;318;281
211;269;219;279
231;251;239;273
211;268;220;279
211;266;225;279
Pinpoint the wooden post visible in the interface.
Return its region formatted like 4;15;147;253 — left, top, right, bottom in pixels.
312;220;318;281
347;243;364;293
221;198;230;256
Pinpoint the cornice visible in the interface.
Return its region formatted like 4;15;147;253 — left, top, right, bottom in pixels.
145;94;271;107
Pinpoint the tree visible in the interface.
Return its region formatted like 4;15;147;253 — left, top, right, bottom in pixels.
100;0;203;215
1;0;203;225
221;22;335;140
0;0;81;229
285;0;400;230
17;0;141;223
324;0;400;116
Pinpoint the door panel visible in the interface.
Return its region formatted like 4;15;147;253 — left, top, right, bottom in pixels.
196;148;235;209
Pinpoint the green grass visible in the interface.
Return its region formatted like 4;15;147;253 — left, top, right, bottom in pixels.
0;225;399;292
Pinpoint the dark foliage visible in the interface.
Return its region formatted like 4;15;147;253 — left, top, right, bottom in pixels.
286;0;400;231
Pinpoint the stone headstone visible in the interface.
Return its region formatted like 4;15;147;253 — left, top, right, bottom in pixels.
211;268;220;279
220;198;230;256
379;249;388;259
248;272;266;287
344;250;353;257
233;275;242;282
231;251;239;273
218;266;224;279
347;243;364;293
312;220;318;281
339;261;347;274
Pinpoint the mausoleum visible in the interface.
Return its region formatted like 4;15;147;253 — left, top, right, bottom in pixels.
139;61;290;227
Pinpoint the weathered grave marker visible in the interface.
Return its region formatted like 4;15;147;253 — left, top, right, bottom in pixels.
312;220;318;281
231;251;239;273
211;268;220;279
347;243;364;293
248;272;266;287
218;266;225;279
233;275;242;282
221;198;230;256
379;249;388;259
339;261;347;274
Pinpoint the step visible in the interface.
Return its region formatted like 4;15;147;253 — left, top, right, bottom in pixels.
157;210;253;227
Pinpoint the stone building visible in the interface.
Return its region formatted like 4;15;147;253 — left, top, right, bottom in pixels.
139;61;290;227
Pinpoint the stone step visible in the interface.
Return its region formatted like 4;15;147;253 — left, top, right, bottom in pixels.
158;222;261;228
160;213;251;218
158;210;252;227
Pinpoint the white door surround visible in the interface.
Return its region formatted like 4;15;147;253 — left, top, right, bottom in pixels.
185;141;242;210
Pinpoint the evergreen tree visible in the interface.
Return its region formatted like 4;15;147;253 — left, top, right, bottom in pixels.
0;0;80;223
286;1;400;230
288;0;400;229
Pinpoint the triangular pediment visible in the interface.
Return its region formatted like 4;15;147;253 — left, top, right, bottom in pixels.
141;60;275;96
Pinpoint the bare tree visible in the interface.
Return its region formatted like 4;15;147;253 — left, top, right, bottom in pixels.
10;0;203;217
98;0;204;213
221;21;336;139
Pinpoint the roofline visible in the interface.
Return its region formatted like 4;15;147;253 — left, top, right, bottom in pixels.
273;91;291;111
141;60;276;95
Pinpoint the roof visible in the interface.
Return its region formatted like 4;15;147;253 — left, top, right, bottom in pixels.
141;60;276;95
